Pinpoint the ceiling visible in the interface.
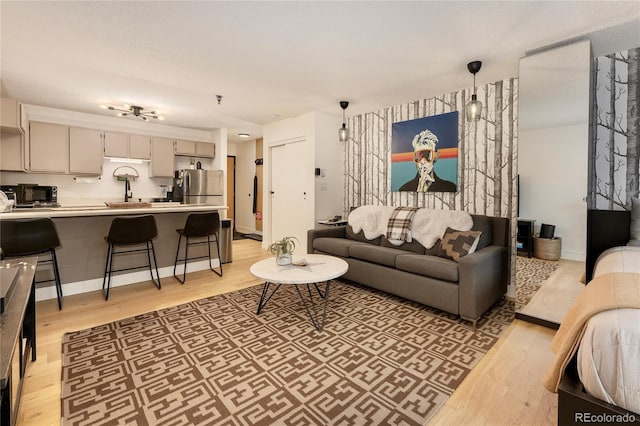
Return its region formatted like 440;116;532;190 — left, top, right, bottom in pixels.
1;1;639;143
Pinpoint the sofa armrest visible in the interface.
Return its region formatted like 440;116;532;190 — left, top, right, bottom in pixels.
307;226;347;254
458;245;508;322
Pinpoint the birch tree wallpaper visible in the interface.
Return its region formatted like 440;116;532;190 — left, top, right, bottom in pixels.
343;79;518;220
343;77;519;286
589;47;640;210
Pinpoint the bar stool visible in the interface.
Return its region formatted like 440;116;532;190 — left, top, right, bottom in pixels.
174;211;223;283
0;218;64;309
103;215;161;300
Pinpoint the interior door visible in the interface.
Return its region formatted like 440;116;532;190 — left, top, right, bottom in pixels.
226;156;236;227
270;141;309;246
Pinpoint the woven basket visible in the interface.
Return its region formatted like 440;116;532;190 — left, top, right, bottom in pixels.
533;237;562;261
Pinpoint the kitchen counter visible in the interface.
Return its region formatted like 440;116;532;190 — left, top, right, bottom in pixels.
0;203;227;219
0;204;229;302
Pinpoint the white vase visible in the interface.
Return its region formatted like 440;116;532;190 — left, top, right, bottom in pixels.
276;251;292;266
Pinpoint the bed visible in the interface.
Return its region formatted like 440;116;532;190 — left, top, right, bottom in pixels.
551;207;640;425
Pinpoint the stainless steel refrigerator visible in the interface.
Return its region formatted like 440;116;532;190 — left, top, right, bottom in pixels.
181;169;224;205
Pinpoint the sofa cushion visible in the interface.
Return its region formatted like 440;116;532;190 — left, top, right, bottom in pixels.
471;214;493;250
346;225;382;245
313;237;367;258
438;227;481;262
395;254;459;283
349;244;407;267
380;237;426;254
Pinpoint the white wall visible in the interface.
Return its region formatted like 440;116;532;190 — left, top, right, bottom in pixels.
313;111;344;221
518;40;591;261
263;111;342;249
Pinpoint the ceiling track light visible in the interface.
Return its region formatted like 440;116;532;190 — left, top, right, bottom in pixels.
339;100;349;143
465;61;483;122
100;104;164;121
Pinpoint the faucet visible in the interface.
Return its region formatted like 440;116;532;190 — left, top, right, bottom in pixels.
124;178;132;202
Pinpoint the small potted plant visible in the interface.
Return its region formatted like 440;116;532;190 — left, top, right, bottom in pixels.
268;236;298;266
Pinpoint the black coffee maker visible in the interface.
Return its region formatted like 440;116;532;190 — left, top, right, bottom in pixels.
172;171;184;202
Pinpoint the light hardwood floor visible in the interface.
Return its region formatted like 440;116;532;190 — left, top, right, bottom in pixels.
18;239;560;426
518;258;585;324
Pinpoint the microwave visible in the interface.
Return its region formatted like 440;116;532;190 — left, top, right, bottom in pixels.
0;184;58;207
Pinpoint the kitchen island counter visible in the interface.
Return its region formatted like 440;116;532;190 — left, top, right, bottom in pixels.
0;204;229;302
0;203;226;220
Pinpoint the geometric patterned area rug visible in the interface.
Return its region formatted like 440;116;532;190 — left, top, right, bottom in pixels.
515;256;560;311
61;280;514;425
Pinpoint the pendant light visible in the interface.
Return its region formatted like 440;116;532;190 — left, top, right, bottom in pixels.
465;61;483;122
339;101;349;142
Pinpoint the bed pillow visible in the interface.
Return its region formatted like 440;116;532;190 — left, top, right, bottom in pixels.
438;227;482;262
631;197;640;240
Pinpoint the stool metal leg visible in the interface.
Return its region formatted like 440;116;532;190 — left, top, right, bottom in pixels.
173;234;185;284
182;237;190;283
148;241;161;289
212;233;223;277
103;243;113;301
50;249;63;310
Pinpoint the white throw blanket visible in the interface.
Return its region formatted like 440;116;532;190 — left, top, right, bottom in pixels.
348;205;473;248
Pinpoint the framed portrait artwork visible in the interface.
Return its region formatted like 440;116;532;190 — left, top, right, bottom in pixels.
391;111;459;192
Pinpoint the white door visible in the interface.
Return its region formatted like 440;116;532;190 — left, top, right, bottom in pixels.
270;141;309;249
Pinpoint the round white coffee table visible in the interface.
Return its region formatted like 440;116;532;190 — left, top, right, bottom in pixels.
250;254;348;332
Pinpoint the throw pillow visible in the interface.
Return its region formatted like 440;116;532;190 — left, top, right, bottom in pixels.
631;197;640;240
438;227;482;262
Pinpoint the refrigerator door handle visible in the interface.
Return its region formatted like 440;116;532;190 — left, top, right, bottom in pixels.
185;173;190;194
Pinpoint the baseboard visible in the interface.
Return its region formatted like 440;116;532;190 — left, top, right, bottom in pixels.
560;251;585;262
35;259;220;302
235;225;262;235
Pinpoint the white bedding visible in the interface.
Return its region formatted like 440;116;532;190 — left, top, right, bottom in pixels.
577;246;640;415
593;246;640;278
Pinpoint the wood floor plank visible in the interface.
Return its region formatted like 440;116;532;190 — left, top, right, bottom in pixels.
17;239;562;426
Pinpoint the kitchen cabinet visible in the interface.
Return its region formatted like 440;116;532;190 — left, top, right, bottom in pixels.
1;98;23;133
129;134;151;159
104;133;151;160
0;99;24;171
174;139;196;156
150;137;174;177
196;142;215;158
103;131;129;158
29;121;69;173
0;134;24;171
69;127;103;175
174;140;215;158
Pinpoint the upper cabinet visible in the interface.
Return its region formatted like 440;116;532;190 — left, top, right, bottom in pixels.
104;132;151;160
150;137;174;177
29;121;69;173
69;127;103;175
196;142;215;158
103;131;129;158
1;98;23;134
174;139;215;158
28;122;103;175
129;134;151;159
174;139;196;155
0;98;24;171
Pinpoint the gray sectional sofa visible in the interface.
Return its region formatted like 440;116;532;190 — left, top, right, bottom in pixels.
307;214;510;327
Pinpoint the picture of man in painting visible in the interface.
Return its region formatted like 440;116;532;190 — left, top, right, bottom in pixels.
399;129;456;192
391;111;458;193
